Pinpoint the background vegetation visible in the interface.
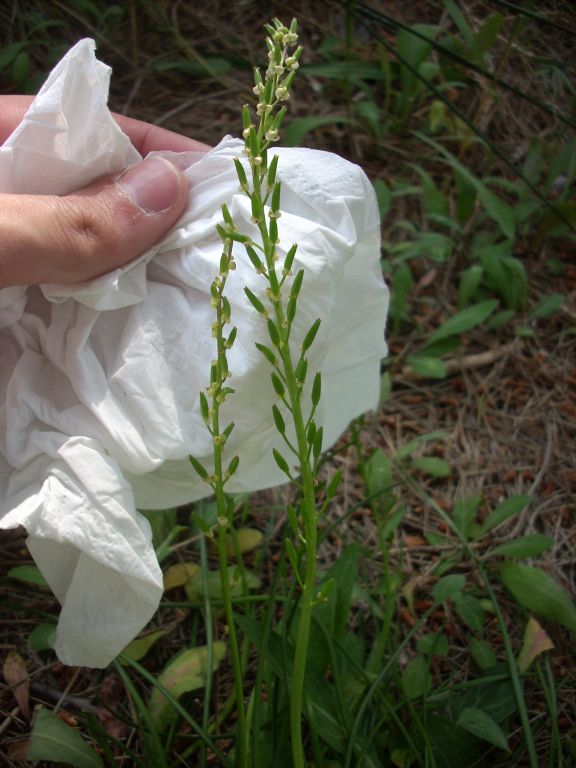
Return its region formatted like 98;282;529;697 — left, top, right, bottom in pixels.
0;1;574;766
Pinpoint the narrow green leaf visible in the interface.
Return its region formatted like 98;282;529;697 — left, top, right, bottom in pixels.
221;203;233;227
28;623;56;652
432;574;466;603
469;638;497;670
324;469;342;504
417;632;449;656
407;356;447;379
242;104;251;130
199;392;209;423
244;286;267;315
273;448;291;476
302;318;321;352
295;357;307;384
529;294;565;320
311;371;321;405
306;421;316;446
412;165;449;215
245;245;265;273
499;562;576;630
452;495;482;541
290;269;304;300
283;115;352;147
191;513;212;535
458;707;509;751
271;181;281;213
283;244;297;272
480;495;532;535
121;628;168;663
271;371;285;396
443;0;475;50
267;319;280;347
426;299;498;346
267;154;279;188
401;655;431;700
412;456;451;477
234;158;248;189
255;342;276;365
28;710;103;767
189;455;208;480
284;537;301;583
453;593;485;631
287;296;297;324
272;404;286;434
474;13;504;56
226;455;239;477
459;265;483;307
373;178;391;217
313;426;323;458
7;565;48;587
491;534;555;559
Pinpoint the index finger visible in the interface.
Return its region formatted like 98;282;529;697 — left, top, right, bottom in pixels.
0;95;210;154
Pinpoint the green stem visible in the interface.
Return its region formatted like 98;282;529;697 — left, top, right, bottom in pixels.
209;258;248;768
212;424;248;765
281;350;318;768
215;510;248;767
250;136;320;768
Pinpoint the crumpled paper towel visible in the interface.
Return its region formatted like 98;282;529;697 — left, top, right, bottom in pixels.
0;39;389;667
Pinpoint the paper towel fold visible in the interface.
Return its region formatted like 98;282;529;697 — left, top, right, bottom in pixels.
0;39;389;667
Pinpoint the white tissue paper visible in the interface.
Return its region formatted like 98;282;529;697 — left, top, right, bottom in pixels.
0;39;389;667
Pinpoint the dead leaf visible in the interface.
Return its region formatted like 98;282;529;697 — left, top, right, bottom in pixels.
3;652;30;719
150;642;227;730
121;627;169;663
163;562;199;591
98;674;126;740
228;527;264;555
7;740;30;759
518;616;555;673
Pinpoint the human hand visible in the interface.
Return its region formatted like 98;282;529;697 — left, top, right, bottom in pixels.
0;95;210;288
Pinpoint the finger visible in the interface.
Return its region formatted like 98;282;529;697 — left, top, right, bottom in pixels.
115;114;211;154
0;95;210;153
0;157;189;288
0;95;32;143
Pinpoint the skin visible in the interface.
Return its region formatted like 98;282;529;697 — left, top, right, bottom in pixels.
0;96;210;288
0;95;210;155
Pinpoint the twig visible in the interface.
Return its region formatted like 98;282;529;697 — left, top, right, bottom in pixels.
399;340;521;381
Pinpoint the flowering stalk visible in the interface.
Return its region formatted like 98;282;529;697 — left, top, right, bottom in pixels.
189;235;247;767
192;18;329;767
236;19;323;768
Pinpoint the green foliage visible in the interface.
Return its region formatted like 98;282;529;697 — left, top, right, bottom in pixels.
499;563;576;631
149;642;227;731
28;710;103;768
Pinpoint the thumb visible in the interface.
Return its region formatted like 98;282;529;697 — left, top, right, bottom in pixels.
0;157;189;288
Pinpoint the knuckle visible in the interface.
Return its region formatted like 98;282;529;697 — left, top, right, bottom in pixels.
57;198;122;278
